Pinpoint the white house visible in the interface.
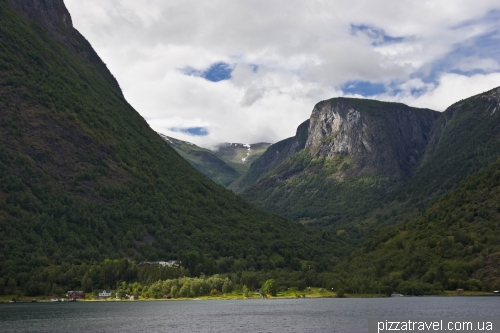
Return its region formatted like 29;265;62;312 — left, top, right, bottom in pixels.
97;289;112;299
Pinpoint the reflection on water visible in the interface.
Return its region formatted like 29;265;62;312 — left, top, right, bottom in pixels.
0;297;499;333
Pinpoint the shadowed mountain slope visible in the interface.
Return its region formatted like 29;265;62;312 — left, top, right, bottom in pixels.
0;0;346;287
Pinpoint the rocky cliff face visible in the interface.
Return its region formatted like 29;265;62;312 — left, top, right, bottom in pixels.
234;98;439;193
305;98;439;178
8;0;122;95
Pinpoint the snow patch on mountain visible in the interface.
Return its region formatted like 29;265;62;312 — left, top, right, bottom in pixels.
242;144;251;163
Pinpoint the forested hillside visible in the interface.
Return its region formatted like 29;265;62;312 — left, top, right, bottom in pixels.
328;157;500;295
0;0;345;295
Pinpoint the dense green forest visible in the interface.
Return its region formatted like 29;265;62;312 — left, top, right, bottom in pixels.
0;0;349;296
330;157;500;295
1;258;326;298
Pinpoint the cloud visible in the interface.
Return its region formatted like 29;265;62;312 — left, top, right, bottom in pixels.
169;127;209;136
377;72;500;111
452;57;500;73
64;0;500;147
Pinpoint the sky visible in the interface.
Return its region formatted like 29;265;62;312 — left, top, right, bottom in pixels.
65;0;500;148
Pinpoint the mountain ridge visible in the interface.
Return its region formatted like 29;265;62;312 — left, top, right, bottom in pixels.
236;89;500;230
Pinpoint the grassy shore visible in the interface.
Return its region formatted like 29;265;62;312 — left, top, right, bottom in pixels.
1;288;498;303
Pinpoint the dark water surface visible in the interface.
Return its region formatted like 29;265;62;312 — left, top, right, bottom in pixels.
0;297;498;333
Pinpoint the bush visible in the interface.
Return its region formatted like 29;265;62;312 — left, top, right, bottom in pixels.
261;279;277;296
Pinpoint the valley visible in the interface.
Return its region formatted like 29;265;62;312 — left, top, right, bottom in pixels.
0;0;499;300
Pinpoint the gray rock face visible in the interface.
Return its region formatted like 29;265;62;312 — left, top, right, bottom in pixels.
305;98;440;178
234;99;440;193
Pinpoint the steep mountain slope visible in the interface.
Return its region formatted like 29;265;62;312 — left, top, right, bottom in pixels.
395;88;500;205
238;99;439;227
159;134;242;187
332;157;500;294
0;0;345;290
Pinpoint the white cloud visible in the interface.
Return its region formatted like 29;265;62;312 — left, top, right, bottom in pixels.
378;73;500;111
452;57;500;72
64;0;500;147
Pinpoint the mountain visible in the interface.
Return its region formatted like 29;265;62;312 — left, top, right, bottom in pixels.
0;0;345;294
159;135;272;186
230;120;310;192
394;88;500;206
236;90;500;231
213;142;271;171
330;157;500;295
236;98;440;227
159;134;243;187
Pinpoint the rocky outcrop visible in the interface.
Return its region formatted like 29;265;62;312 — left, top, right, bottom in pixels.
305;98;440;178
234;99;439;192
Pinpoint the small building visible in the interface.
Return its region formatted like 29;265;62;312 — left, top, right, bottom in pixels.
66;291;85;300
98;289;112;299
138;260;179;267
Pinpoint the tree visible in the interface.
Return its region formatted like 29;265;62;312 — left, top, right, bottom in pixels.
261;279;277;296
6;278;17;295
81;273;93;292
222;278;232;294
170;285;178;298
242;285;250;297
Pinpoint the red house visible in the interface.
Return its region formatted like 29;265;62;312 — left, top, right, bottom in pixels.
66;291;85;300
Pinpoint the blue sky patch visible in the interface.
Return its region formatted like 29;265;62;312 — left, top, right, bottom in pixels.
351;24;405;46
170;127;209;136
342;81;387;96
203;62;233;82
182;62;233;82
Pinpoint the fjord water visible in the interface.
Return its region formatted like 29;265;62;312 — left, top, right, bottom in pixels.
1;297;499;333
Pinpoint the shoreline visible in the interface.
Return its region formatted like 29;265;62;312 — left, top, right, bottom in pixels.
2;292;498;304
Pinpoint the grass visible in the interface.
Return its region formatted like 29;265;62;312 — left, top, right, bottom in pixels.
4;290;498;303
